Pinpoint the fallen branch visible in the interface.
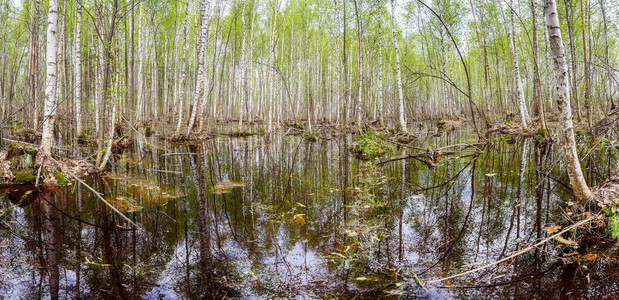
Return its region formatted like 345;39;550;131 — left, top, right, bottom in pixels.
3;137;72;152
377;149;480;166
160;152;197;157
424;215;597;285
45;155;140;229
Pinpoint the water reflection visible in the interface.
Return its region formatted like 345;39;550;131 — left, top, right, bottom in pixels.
1;130;618;299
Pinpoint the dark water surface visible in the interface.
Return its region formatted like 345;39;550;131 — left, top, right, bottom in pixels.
1;128;619;299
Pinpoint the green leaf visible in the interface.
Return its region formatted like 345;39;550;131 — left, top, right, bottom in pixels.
609;215;619;240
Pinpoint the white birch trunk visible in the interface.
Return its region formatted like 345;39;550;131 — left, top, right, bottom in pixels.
500;0;529;129
40;0;59;157
175;0;190;135
390;0;406;132
248;1;256;123
239;1;247;128
377;13;384;121
74;0;82;136
135;6;145;121
543;0;593;202
268;0;279;133
186;0;210;135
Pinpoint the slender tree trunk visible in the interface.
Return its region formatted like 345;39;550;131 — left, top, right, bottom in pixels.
600;0;614;110
175;0;190;135
500;0;529;129
530;0;546;130
239;1;248;129
30;0;40;129
74;0;83;136
40;0;59;157
186;0;211;135
564;0;581;122
248;1;256;123
543;0;593;203
341;0;348;126
377;12;384;122
135;6;145;121
579;0;591;126
353;0;363;126
267;0;279;132
390;0;406;132
99;70;118;170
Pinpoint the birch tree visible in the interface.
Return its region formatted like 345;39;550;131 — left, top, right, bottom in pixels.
390;0;406;132
40;0;59;157
543;0;593;202
186;0;210;135
530;0;546;130
74;0;83;136
500;0;529;129
175;0;191;135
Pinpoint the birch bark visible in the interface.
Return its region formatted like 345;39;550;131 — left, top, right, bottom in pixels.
186;0;211;135
74;0;83;136
40;0;59;157
543;0;593;202
500;0;529;129
390;0;406;132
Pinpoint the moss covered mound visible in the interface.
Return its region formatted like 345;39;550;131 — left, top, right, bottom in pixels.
352;134;395;160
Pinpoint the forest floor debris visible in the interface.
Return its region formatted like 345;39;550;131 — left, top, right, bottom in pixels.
592;171;619;210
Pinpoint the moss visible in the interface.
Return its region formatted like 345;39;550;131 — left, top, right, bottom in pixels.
14;171;36;184
24;146;37;156
145;126;153;137
536;128;548;138
304;134;318;143
54;171;70;186
223;130;259;137
12;125;23;136
352;133;395;160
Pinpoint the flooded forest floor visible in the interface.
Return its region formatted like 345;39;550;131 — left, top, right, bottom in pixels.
1;119;619;299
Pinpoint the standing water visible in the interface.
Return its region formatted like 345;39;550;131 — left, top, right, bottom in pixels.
1;127;618;299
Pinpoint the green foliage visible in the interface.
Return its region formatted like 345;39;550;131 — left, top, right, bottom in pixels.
604;206;619;240
13;171;36;184
352;133;394;160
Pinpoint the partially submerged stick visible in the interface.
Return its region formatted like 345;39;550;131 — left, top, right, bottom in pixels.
424;216;596;284
45;155;140;229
